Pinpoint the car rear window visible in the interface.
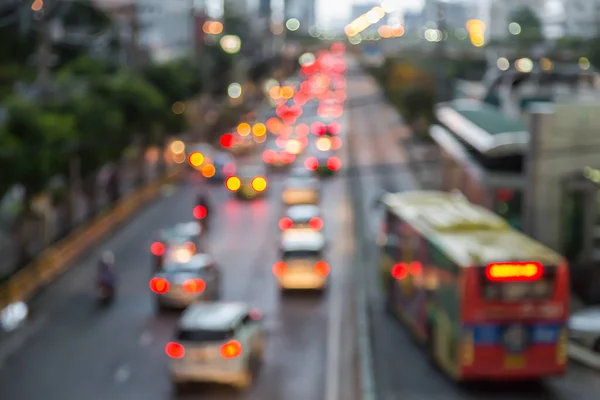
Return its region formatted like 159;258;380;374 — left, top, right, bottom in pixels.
177;329;233;342
283;250;321;259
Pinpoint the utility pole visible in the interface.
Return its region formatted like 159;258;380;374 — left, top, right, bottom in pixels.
35;0;54;86
128;3;141;71
434;0;449;103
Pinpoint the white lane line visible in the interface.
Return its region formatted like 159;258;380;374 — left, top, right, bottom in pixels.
0;314;48;368
114;364;131;383
569;342;600;369
139;331;152;347
324;199;352;400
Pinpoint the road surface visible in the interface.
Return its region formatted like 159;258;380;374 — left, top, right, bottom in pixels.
0;83;357;400
345;57;600;400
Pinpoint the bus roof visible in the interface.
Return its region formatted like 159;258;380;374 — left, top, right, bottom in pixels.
381;190;563;267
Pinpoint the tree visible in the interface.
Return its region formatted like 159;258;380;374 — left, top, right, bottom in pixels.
143;59;202;135
1;95;78;264
507;7;544;52
103;71;166;185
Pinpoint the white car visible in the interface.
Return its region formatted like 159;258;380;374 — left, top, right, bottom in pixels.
168;302;265;392
569;307;600;352
151;253;221;311
279;204;323;232
273;230;329;291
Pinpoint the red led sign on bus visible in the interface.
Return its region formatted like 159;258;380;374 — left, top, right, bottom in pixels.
485;261;544;282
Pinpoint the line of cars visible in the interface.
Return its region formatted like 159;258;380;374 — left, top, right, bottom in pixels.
146;43;347;394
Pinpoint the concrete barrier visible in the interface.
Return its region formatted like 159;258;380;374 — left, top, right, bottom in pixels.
0;167;182;309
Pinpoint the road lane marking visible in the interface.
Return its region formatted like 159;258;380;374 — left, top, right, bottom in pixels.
139;331;152;346
569;343;600;369
114;364;131;383
325;193;353;400
0;314;48;368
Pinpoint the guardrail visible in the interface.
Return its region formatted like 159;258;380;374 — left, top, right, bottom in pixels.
0;167;183;310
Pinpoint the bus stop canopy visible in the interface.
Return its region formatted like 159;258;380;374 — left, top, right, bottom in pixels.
434;99;528;157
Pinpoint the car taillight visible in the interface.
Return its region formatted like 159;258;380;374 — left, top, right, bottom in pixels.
328;121;340;134
151;242;165;256
223;163;236;176
149;277;170;294
226;176;241;191
391;263;408;280
220;340;242;359
305;157;318;170
272;261;287;277
314;261;330;276
182;278;206;293
251;176;268;192
311;121;326;135
166;342;185;359
263;149;276;163
485;262;543;282
281;151;295;163
309;217;323;230
185;241;196;253
249;308;262;320
327;157;341;171
193;205;207;219
279;217;293;230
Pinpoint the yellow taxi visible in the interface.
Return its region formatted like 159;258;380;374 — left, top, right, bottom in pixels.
281;168;320;205
225;165;268;200
272;230;329;291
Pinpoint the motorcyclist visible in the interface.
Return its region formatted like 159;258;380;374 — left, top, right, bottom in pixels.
196;187;212;230
97;250;116;293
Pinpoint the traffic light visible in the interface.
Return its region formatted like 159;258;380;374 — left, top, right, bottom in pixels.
466;19;485;47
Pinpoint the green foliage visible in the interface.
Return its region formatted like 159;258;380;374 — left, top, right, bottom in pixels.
105;71;166;141
1;95;78;194
144;59;202;103
507;7;544;50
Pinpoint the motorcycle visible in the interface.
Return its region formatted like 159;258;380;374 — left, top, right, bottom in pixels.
97;283;115;305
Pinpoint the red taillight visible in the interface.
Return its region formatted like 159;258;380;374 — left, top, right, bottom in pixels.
391;263;408;280
327;157;341;171
151;242;165;256
280;151;295;163
249;308;262;320
223;163;236;176
328;122;340;134
166;342;185;359
263;149;276;163
314;261;330;276
309;217;323;230
193;205;207;219
272;261;287;277
305;157;318;170
279;217;293;230
220;340;242;359
220;133;234;148
182;278;206;293
149;277;170;294
311;121;326;135
485;261;544;282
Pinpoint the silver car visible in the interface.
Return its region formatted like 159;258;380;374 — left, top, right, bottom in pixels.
152;254;221;311
569;307;600;352
168;302;265;392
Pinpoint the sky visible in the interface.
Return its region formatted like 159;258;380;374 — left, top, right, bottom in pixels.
317;0;424;25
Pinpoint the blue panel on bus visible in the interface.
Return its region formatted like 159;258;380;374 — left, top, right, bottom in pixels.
465;324;562;345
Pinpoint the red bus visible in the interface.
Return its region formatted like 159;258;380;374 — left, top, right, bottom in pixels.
377;191;569;380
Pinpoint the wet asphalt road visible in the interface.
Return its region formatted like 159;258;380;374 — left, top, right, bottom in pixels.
0;79;357;400
344;60;600;400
